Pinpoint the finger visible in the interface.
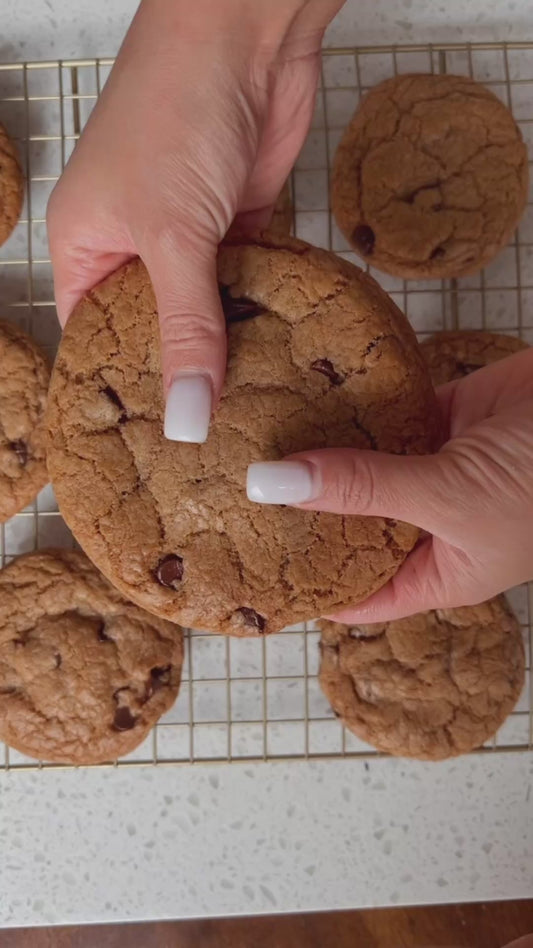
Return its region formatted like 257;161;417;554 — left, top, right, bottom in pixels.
227;204;275;238
51;248;134;326
47;183;136;325
247;447;457;537
325;537;480;624
141;235;226;444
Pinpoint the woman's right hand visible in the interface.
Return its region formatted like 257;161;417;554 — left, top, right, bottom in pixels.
47;0;344;442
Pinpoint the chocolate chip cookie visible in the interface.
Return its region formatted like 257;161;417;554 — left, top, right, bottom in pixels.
46;236;441;635
421;330;528;385
0;549;183;764
0;319;50;522
332;74;529;279
319;598;525;760
0;123;23;247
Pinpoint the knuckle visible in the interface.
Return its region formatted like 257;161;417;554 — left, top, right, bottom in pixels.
328;453;376;515
142;215;212;260
159;312;224;351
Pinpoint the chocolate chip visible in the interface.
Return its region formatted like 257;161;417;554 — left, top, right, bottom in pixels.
9;439;27;466
145;665;172;700
155;555;184;589
54;653;62;669
430;245;446;260
102;385;127;423
236;607;266;633
348;627;369;640
113;706;137;731
311;358;345;386
348;624;387;641
219;285;267;323
151;665;171;686
456;361;481;377
352;224;375;256
97;622;111;643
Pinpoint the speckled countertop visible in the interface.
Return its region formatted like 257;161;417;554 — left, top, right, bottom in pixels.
0;0;533;929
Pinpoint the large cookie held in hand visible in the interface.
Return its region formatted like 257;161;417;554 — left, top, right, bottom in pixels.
46;236;440;635
319;598;525;760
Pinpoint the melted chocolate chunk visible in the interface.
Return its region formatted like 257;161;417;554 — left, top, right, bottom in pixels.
348;625;386;641
219;285;267;323
113;706;137;731
236;607;266;633
155;555;184;589
9;439;28;466
97;622;111;643
102;385;127;423
54;653;62;669
145;665;172;700
430;245;446;260
456;361;481;377
352;224;375;256
311;358;345;386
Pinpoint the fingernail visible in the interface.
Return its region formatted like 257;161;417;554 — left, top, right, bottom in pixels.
164;374;212;443
247;461;317;505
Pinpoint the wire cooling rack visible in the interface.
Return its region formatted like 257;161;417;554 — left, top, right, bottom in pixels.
0;41;532;769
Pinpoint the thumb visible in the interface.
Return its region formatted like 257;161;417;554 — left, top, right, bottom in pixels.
246;447;484;622
142;235;227;444
246;447;461;538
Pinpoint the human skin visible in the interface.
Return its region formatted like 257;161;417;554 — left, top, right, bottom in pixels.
47;0;533;622
248;350;533;621
47;0;344;442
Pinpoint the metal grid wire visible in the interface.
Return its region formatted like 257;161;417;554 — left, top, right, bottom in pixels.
0;42;532;770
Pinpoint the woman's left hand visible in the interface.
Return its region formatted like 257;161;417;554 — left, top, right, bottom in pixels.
247;349;533;623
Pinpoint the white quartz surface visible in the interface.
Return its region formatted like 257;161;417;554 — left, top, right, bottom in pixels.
0;754;533;927
0;0;533;928
1;0;533;62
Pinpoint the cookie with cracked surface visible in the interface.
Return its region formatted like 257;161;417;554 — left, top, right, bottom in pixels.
421;330;529;386
46;235;441;636
0;319;50;522
0;123;23;247
332;73;529;279
0;549;183;764
319;598;525;760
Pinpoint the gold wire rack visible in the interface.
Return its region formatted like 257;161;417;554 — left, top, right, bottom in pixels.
0;41;532;770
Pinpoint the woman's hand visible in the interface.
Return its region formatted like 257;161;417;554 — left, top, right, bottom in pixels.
47;0;343;442
247;349;533;622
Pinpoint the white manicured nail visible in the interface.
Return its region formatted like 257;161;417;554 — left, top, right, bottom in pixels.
247;461;316;505
164;374;212;443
